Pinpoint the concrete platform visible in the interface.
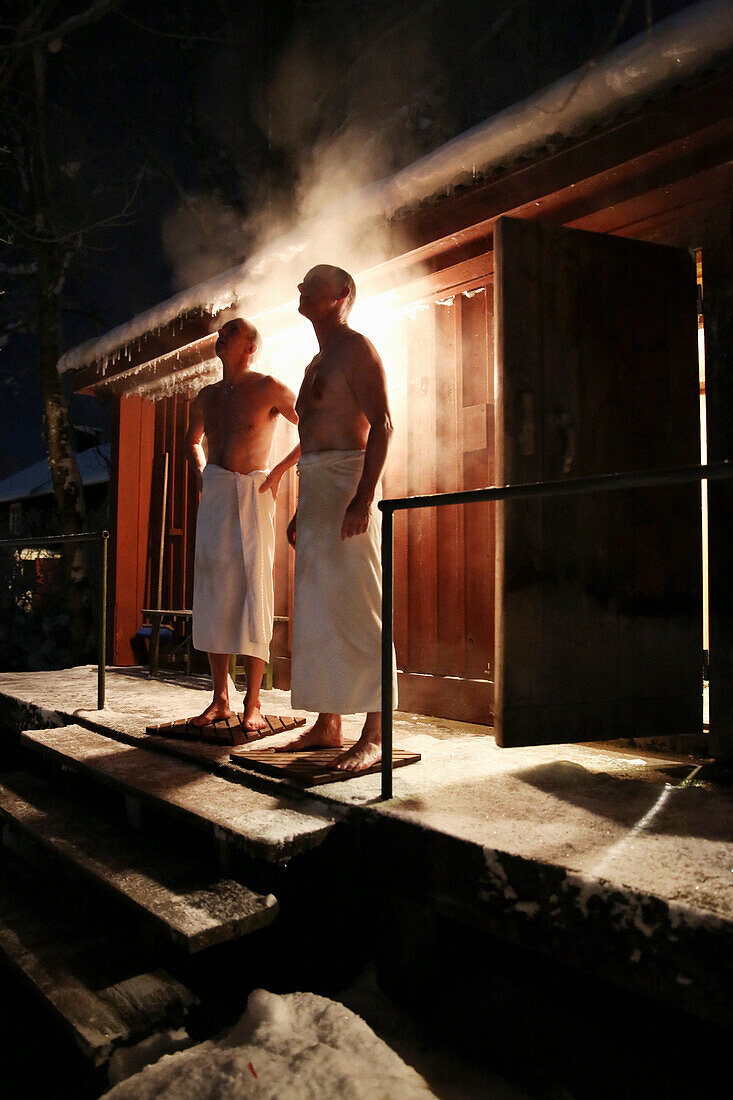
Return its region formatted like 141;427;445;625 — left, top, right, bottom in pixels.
1;665;732;1030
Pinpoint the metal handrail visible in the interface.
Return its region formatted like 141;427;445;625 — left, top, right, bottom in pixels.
0;530;110;709
378;460;733;801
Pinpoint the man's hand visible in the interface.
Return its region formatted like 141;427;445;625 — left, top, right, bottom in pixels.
259;467;284;499
341;493;371;540
287;511;297;548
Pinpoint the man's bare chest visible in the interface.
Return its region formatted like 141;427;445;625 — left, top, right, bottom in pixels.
205;389;270;437
298;355;352;412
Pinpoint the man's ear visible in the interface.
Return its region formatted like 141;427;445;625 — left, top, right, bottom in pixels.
335;285;349;302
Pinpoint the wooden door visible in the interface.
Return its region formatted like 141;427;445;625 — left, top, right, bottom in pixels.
382;289;495;724
494;216;702;747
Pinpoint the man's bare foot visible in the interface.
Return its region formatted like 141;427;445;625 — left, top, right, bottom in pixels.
242;698;268;732
190;699;232;727
275;714;343;752
330;734;381;772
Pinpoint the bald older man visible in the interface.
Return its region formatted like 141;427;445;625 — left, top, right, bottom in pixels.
261;265;398;771
186;318;298;731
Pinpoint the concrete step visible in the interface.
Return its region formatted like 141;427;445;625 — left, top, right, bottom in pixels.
20;725;337;862
0;855;196;1067
0;770;279;953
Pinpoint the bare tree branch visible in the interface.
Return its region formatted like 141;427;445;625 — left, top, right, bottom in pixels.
0;0;125;53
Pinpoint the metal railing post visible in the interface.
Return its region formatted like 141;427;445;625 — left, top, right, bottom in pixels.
377;459;733;796
381;504;394;800
98;531;109;710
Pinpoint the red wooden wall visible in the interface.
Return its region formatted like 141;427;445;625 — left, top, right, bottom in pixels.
111;392;197;663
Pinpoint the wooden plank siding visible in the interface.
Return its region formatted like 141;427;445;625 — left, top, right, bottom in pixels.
111;393;198;665
270;415;299;688
386;290;496;723
110;395;155;664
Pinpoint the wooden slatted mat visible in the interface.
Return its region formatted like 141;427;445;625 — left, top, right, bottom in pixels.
146;713;306;746
229;742;421;786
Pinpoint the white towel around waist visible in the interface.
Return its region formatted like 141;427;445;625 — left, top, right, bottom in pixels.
291;449;397;714
192;464;275;660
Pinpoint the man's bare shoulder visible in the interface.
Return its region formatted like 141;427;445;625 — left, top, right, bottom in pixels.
340;328;382;369
194;381;220;406
255;371;285;388
249;371;289;397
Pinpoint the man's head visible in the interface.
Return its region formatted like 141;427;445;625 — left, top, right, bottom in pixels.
215;317;261;366
298;265;356;324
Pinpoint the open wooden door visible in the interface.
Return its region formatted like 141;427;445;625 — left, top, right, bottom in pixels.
494;216;702;747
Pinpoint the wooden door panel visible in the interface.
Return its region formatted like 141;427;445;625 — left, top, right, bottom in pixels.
461;290;495;682
406;309;438;674
382;290;496;720
434;299;467;678
494;216;702;747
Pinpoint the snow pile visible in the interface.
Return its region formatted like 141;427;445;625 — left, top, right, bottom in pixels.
102;989;435;1099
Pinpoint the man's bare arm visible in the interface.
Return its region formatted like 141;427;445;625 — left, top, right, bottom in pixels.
260;379;301;499
185;390;208;491
341;335;393;540
271;378;298;426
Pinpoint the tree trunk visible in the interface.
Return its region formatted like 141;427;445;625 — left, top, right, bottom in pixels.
28;47;91;663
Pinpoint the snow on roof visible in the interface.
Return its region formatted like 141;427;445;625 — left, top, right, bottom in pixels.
58;0;733;379
0;444;111;505
381;0;733;213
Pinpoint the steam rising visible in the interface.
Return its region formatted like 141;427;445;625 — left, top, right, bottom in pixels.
159;13;438;391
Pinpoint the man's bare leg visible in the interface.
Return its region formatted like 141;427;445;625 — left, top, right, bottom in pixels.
275;712;344;752
241;654;268;731
191;652;232;726
330;712;381;771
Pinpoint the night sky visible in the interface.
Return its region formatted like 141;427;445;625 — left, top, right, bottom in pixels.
1;0;698;481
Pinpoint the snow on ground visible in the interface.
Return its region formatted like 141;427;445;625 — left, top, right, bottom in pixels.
102;989;435;1099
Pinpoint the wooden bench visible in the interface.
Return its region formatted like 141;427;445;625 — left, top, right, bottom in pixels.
140;609;193;677
142;611;288;687
229;614;289;690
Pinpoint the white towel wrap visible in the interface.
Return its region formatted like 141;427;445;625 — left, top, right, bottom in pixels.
192;464;275;660
291;449;398;714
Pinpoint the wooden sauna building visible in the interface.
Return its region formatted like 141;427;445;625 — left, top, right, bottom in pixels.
59;7;733;753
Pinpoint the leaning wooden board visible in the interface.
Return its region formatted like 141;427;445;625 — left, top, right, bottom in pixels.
230;742;421;786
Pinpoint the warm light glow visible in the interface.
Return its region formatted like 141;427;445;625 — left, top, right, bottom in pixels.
256;285;430;433
699;332;708;655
